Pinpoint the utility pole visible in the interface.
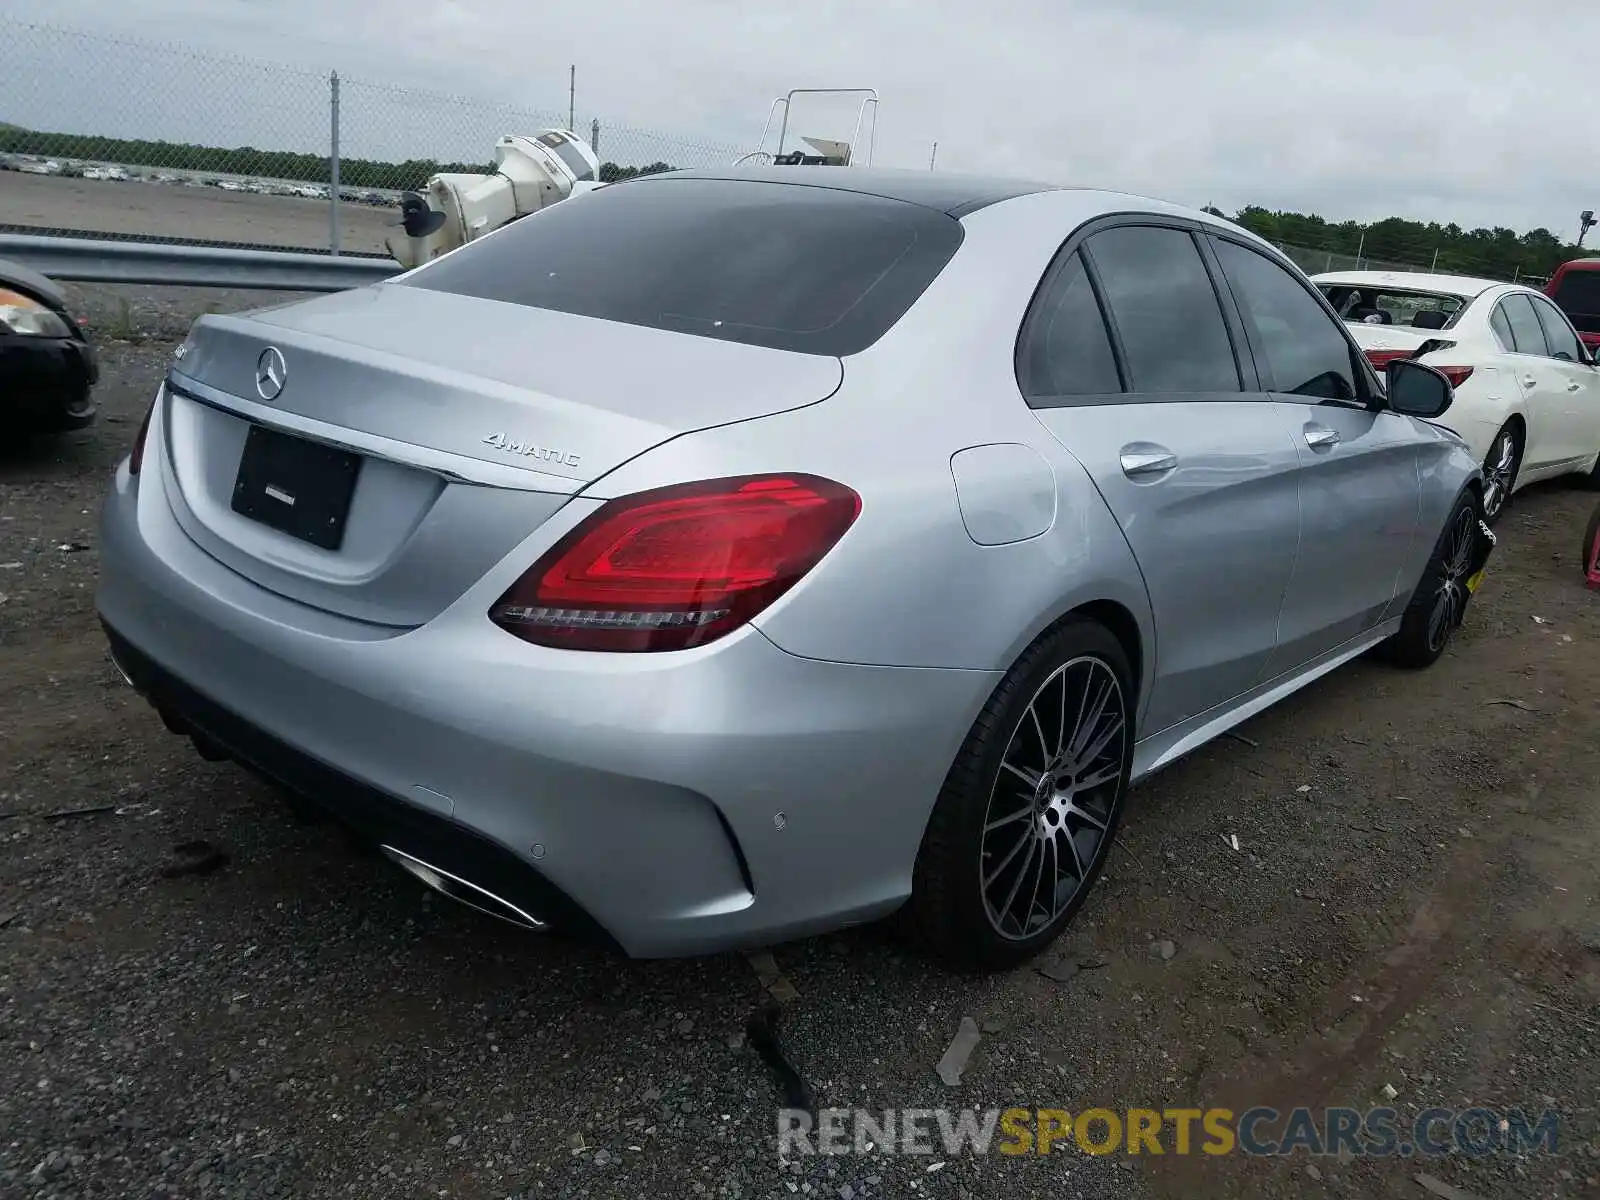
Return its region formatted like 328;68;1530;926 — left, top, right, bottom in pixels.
1430;247;1439;271
1579;209;1597;250
328;70;341;256
568;66;576;133
928;142;937;171
1355;228;1366;269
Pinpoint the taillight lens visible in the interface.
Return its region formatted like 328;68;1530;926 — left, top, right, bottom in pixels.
128;397;156;476
490;473;861;652
1363;349;1471;390
1363;349;1412;370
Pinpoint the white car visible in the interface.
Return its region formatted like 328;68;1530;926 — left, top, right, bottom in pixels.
1312;270;1600;521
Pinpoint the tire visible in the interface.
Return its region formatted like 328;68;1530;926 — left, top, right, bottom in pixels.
1479;423;1520;526
903;616;1134;971
1379;491;1484;670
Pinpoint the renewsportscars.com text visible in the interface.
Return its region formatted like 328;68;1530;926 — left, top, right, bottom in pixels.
776;1106;1560;1159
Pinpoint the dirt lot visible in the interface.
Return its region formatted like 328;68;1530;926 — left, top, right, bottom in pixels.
1;292;1598;1200
0;171;395;253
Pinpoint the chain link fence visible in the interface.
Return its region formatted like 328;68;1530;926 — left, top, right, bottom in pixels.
0;18;1550;283
0;18;742;252
1276;243;1538;284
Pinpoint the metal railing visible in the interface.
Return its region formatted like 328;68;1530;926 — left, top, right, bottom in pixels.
0;231;398;291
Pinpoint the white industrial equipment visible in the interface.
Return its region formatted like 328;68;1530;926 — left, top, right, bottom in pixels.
387;130;602;269
386;90;882;270
734;88;880;167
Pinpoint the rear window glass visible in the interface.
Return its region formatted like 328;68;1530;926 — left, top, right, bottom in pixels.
401;177;964;356
1315;285;1468;330
1550;267;1600;334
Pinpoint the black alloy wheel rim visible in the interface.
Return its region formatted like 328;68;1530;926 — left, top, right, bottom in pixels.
1428;505;1478;654
979;656;1127;941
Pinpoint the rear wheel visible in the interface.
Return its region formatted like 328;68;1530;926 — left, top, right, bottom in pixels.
904;617;1133;971
1379;491;1482;669
1480;424;1520;525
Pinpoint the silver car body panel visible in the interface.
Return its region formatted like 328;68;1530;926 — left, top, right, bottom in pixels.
96;172;1482;956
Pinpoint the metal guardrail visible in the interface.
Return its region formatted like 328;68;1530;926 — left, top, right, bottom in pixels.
0;231;400;291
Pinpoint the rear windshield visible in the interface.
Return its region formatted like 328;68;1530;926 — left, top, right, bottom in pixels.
1550;267;1600;334
1315;284;1469;330
400;176;964;356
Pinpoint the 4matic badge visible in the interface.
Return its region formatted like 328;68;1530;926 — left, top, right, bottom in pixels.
482;432;581;469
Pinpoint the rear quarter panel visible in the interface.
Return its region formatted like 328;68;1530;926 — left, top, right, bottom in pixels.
578;190;1161;712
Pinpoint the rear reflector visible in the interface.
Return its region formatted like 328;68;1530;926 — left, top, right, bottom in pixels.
490;473;861;652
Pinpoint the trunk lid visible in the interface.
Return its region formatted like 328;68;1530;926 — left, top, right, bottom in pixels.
1342;322;1453;357
161;284;843;628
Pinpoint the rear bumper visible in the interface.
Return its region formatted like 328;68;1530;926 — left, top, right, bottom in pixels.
1;333;98;432
105;623;619;947
96;451;998;957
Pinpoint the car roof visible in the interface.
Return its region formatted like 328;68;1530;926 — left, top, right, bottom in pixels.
1309;269;1505;298
618;166;1075;217
619;167;1287;233
611;168;1291;265
1552;258;1600;274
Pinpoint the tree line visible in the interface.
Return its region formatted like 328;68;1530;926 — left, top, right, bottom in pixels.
1210;206;1586;283
3;125;1589;280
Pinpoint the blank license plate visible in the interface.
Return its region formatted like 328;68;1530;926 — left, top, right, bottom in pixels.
230;424;362;551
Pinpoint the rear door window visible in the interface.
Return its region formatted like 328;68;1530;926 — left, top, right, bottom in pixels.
1016;250;1123;402
402;177;964;356
1083;225;1242;393
1530;295;1584;361
1500;294;1551;357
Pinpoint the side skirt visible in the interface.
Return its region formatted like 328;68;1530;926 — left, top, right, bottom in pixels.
1130;617;1403;783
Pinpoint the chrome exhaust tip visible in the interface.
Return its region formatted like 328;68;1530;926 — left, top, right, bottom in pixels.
379;845;547;931
108;650;136;689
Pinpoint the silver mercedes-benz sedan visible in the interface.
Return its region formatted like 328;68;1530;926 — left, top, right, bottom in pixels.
97;168;1494;970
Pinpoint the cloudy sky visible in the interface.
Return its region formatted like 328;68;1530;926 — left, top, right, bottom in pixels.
1;0;1593;236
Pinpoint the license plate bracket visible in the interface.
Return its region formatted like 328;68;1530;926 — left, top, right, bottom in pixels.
231;424;363;551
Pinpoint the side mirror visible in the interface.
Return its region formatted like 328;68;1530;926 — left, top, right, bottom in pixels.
1385;359;1453;419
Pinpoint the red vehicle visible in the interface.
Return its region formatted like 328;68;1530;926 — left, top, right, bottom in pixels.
1545;258;1600;355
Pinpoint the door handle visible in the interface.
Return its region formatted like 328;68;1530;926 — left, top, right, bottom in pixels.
1568;381;1584;392
1119;448;1177;478
1522;375;1538;389
1304;426;1341;448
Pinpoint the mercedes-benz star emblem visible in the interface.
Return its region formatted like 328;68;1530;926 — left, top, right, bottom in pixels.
255;346;287;401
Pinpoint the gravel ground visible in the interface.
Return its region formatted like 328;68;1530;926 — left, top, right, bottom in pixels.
0;171;395;253
2;286;1598;1200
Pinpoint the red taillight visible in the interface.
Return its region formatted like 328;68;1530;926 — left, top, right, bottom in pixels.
1363;349;1412;370
490;473;862;652
128;399;156;475
1364;350;1472;390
